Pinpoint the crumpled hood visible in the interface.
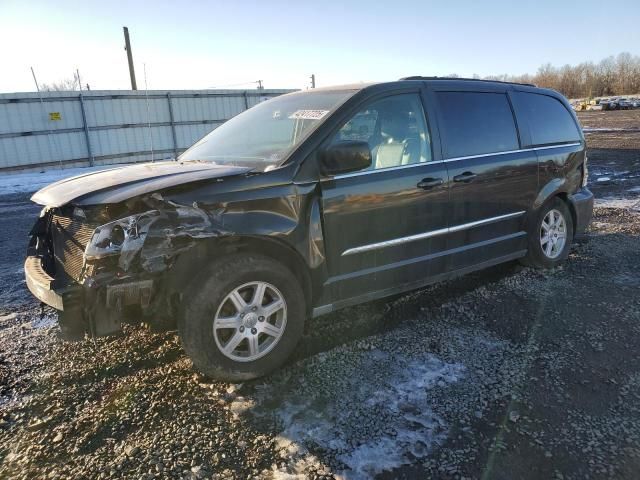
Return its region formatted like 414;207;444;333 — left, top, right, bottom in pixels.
30;161;252;207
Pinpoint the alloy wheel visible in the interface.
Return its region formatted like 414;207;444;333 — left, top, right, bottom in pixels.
540;209;567;259
213;281;287;362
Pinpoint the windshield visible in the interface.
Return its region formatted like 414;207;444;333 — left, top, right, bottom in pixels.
179;90;356;170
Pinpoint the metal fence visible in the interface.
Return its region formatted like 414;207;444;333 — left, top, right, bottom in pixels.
0;89;294;171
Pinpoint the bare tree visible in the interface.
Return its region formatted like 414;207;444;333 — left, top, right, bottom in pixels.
40;72;80;92
478;53;640;98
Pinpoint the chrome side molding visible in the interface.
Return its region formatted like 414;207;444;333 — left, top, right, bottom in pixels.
341;211;526;256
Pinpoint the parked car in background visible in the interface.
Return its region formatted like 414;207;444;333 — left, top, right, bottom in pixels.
596;98;611;110
616;98;633;110
25;78;594;381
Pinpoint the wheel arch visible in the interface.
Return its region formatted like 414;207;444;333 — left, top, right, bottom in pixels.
168;235;314;315
532;178;577;230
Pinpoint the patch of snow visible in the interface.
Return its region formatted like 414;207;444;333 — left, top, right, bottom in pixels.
595;197;640;211
0;312;18;323
583;127;640;132
0;164;130;195
245;350;464;480
628;186;640;193
30;315;57;329
596;176;612;182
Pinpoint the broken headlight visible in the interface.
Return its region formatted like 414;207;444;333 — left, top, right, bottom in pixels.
85;210;160;260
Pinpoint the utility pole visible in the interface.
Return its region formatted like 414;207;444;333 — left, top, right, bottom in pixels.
123;26;137;90
310;74;316;88
257;80;264;90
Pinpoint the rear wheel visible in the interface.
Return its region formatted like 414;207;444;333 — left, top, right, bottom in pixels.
522;198;574;269
178;254;305;381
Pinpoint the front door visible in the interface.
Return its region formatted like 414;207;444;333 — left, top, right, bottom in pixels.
319;92;450;303
431;89;538;270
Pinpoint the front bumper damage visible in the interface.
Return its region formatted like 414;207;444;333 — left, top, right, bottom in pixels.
25;195;230;340
25;254;155;339
24;256;65;311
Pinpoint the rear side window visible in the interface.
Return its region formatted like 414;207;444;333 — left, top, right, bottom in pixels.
435;92;519;158
511;92;581;146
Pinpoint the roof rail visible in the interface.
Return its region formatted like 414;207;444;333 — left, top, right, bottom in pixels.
399;76;536;87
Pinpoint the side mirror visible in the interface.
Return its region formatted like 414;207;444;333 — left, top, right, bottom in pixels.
320;140;372;176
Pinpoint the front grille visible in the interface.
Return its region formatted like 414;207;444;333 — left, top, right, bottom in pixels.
50;214;96;282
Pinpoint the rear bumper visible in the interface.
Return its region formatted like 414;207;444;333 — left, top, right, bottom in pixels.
569;187;594;234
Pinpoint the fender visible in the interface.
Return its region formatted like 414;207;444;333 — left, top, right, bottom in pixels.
156;189;328;311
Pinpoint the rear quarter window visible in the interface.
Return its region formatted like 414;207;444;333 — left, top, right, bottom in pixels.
435;91;519;158
511;92;581;146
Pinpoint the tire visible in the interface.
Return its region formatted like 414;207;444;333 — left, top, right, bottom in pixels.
521;198;574;269
178;254;305;381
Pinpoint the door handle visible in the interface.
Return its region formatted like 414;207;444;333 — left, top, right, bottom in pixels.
417;177;444;189
453;171;477;183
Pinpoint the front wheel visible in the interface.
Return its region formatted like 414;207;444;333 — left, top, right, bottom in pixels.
522;198;574;269
178;254;305;381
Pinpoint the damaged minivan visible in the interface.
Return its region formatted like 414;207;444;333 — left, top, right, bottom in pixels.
25;78;593;380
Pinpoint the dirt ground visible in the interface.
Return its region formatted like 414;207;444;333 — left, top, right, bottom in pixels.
1;110;639;480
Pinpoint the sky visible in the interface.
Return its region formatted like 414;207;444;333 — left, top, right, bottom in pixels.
1;0;639;93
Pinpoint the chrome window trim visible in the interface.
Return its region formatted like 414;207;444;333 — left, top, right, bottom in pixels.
532;142;581;151
341;211;526;256
331;142;581;180
443;147;524;163
332;160;429;179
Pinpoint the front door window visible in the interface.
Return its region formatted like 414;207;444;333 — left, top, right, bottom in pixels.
329;94;432;171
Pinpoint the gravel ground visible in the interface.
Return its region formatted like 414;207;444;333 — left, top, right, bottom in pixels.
1;112;639;479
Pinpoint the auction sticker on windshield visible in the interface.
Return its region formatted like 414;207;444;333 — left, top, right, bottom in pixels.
288;109;329;120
